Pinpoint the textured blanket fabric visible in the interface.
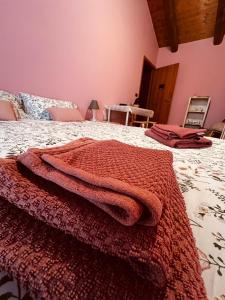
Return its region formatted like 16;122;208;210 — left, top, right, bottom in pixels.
18;138;171;226
0;196;157;300
0;140;207;299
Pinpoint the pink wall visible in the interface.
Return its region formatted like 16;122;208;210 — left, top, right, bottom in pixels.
0;0;158;118
157;38;225;128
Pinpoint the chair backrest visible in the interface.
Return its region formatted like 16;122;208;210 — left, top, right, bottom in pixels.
221;124;225;139
130;107;154;118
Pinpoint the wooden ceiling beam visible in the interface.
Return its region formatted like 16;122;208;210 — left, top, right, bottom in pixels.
163;0;178;52
214;0;225;45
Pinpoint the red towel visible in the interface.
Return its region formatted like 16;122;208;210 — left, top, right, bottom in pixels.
152;124;206;139
17;138;173;227
145;127;212;149
0;153;207;299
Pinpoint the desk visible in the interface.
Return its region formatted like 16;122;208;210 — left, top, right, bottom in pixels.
105;105;132;125
105;105;154;126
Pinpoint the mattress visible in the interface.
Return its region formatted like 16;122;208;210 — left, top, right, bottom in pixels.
0;120;225;300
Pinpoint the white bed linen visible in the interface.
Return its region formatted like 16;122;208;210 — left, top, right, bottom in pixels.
0;120;225;300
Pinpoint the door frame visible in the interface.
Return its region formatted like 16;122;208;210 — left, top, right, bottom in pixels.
138;56;156;109
139;56;156;79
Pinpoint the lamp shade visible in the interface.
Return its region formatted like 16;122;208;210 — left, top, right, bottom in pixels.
89;100;99;110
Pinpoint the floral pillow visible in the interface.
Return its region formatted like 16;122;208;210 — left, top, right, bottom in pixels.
19;93;77;120
17;108;33;119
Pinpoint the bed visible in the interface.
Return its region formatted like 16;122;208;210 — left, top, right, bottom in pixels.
0;120;224;300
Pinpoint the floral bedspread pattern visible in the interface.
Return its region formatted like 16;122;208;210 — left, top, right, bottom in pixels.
0;120;224;300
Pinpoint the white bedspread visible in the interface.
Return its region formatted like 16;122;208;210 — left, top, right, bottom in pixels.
0;120;225;300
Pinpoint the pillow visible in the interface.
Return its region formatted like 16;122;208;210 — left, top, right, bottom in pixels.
0;90;16;102
17;108;33;120
19;93;77;120
0;90;20;119
47;107;84;122
0;100;17;121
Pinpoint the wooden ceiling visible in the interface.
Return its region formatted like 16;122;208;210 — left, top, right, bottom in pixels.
148;0;225;52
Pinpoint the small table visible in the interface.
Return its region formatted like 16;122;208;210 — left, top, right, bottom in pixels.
105;105;132;126
105;105;154;126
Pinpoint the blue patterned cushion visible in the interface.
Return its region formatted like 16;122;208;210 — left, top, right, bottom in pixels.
19;93;77;120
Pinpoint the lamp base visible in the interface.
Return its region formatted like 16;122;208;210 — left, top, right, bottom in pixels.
90;109;97;122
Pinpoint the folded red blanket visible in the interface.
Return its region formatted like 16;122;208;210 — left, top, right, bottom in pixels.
0;196;157;300
17;138;173;227
0;141;207;299
153;124;206;139
146;129;212;149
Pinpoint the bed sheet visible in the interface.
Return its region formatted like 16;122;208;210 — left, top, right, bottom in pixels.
0;120;225;300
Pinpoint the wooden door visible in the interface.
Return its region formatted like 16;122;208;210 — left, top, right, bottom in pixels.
147;63;179;123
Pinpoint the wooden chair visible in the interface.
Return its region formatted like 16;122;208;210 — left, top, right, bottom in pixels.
129;107;154;128
221;124;225;139
207;121;225;139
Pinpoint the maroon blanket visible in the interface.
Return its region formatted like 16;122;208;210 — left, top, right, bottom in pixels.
0;196;156;300
18;138;170;226
146;127;212;149
0;140;207;299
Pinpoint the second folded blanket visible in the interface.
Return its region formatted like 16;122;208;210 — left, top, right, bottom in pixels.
151;124;206;139
18;138;173;226
145;124;212;149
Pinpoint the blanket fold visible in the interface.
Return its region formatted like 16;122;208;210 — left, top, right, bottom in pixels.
0;139;207;299
145;124;212;149
18;138;170;227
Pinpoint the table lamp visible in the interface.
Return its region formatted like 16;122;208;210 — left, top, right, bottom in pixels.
88;100;99;121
